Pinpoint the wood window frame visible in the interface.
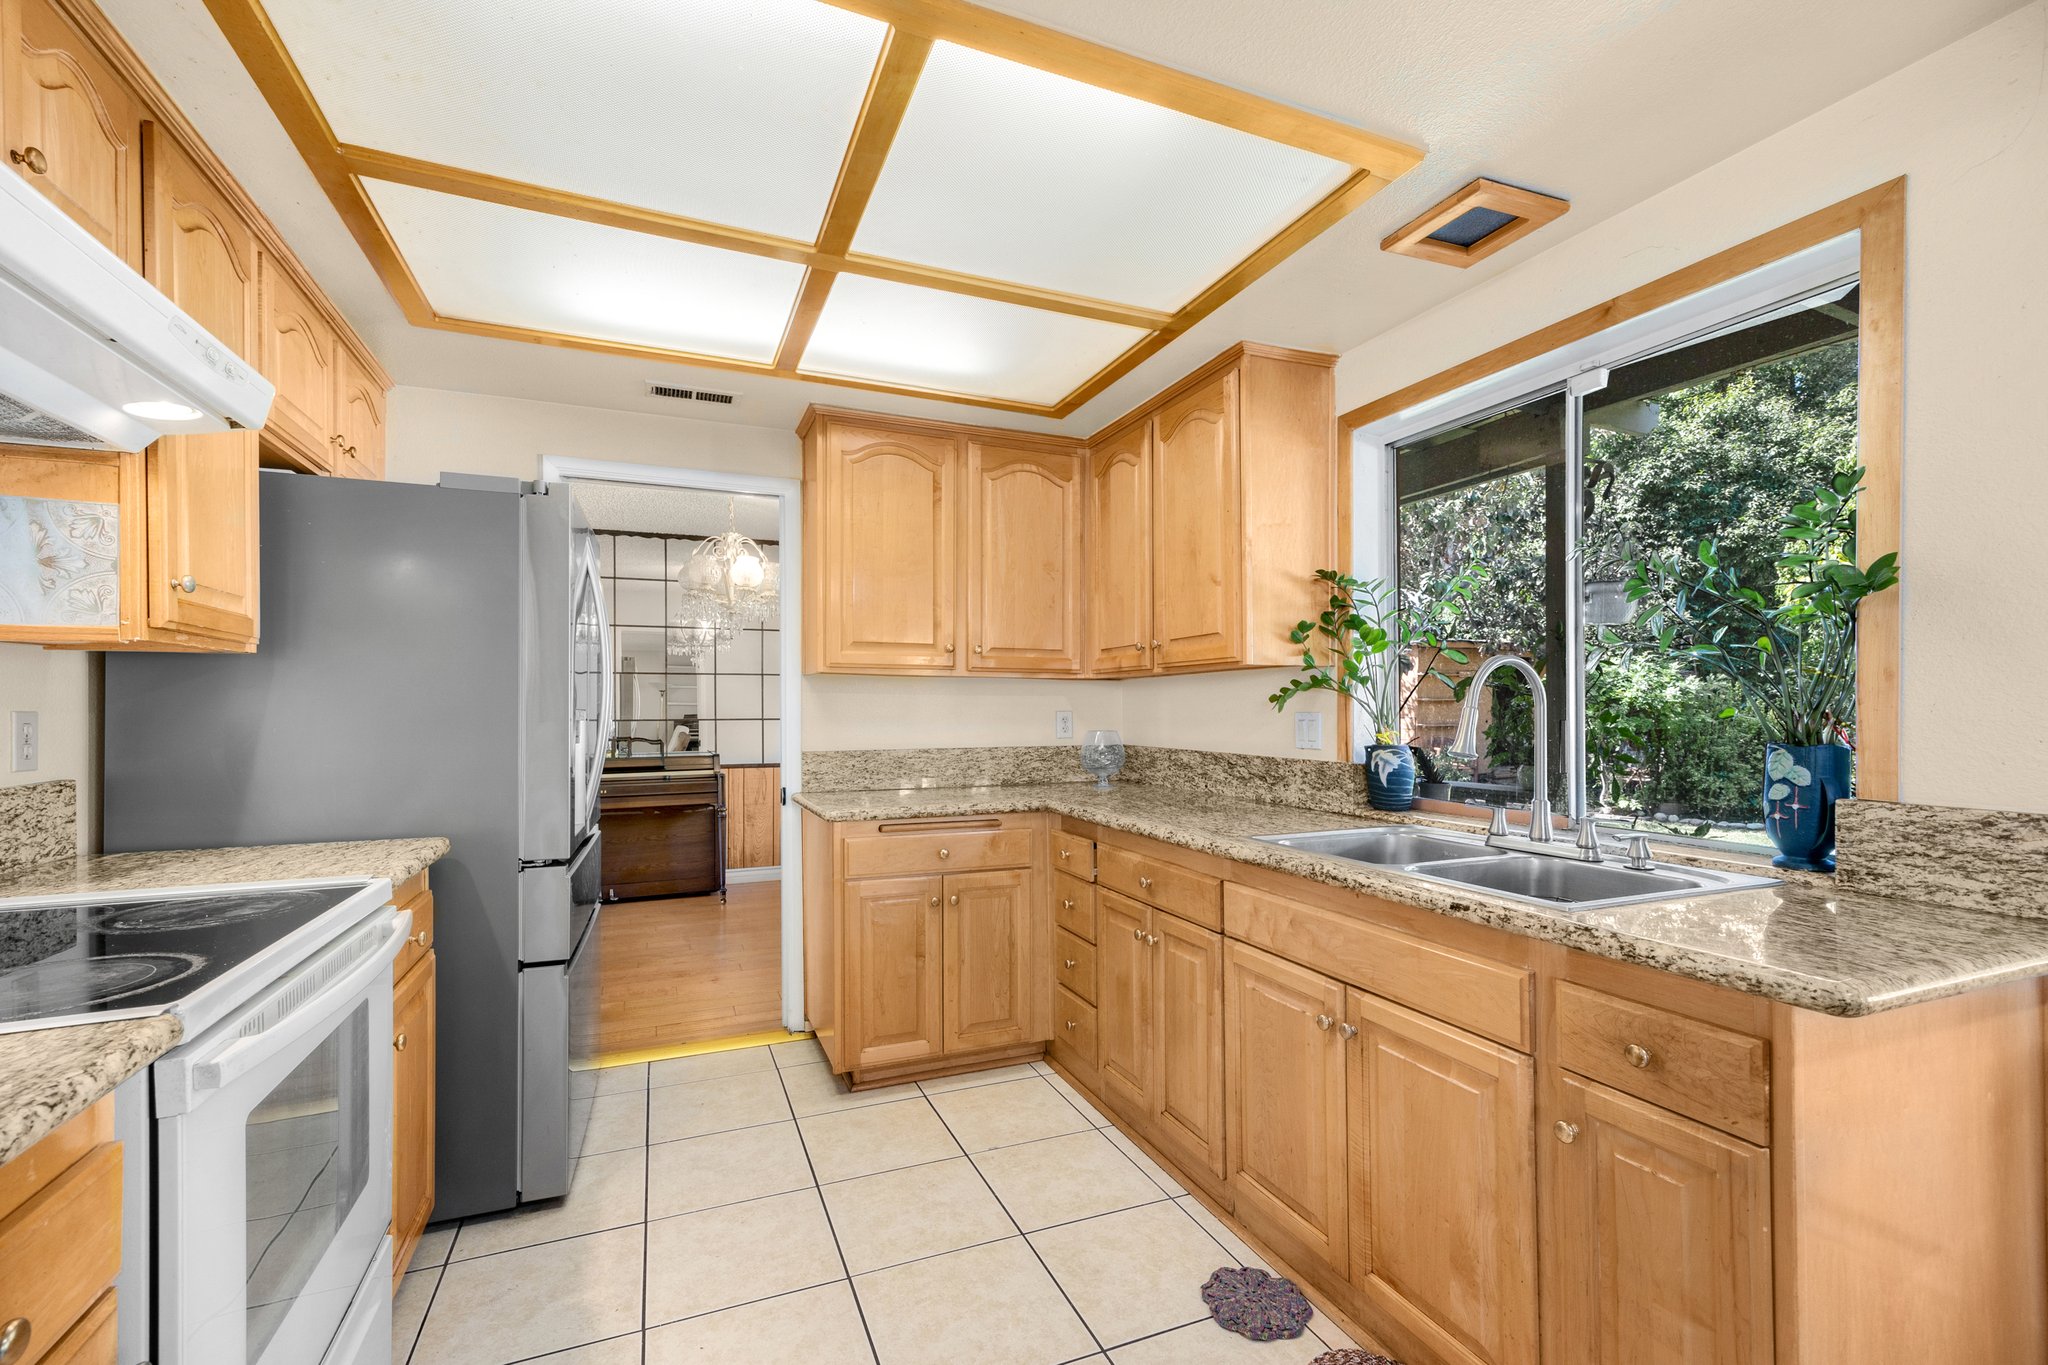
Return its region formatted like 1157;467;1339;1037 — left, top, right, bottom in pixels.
1335;179;1905;804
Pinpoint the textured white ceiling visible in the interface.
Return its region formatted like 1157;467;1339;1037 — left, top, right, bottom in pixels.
98;0;2025;442
568;480;781;539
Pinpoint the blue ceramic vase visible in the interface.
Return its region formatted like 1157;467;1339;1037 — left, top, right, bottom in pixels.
1763;742;1852;871
1365;744;1417;812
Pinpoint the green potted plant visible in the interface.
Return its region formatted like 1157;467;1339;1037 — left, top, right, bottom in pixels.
1618;467;1899;870
1271;567;1487;811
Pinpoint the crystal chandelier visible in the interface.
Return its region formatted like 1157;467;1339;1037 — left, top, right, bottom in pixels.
667;499;777;663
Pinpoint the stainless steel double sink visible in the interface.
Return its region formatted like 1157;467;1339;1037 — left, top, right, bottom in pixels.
1253;825;1780;911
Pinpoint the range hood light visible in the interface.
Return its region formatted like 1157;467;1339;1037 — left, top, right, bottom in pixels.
121;399;205;421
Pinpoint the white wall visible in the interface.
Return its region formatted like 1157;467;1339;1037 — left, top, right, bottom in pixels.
1326;1;2048;811
0;645;97;853
801;675;1123;751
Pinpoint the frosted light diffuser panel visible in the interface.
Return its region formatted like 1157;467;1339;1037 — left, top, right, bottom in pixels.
265;0;887;240
365;181;806;362
802;275;1146;405
854;43;1354;310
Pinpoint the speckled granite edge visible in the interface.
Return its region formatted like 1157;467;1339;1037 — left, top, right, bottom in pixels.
0;780;76;871
0;1014;182;1165
795;783;2048;1018
802;746;1092;791
1836;800;2048;917
0;837;451;900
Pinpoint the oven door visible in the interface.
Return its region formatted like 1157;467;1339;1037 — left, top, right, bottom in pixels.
153;909;405;1365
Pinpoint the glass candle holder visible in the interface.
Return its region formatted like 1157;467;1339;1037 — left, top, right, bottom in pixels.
1079;729;1126;790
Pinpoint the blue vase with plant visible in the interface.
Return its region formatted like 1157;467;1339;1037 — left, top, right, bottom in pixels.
1623;467;1900;872
1271;566;1488;813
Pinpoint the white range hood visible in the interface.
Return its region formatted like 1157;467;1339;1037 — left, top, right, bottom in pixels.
0;168;274;453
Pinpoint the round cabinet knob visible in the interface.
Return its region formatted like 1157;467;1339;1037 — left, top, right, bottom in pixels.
1337;1022;1359;1041
937;848;950;860
409;930;430;947
1058;849;1070;860
393;1032;408;1052
0;1317;30;1364
1138;876;1153;889
1133;927;1145;941
10;146;47;174
944;643;955;653
173;575;197;593
1065;1020;1079;1031
973;644;984;654
929;896;939;907
1061;898;1074;910
1623;1043;1653;1069
1314;1014;1334;1031
947;894;959;906
1554;1120;1579;1144
1144;932;1160;946
1063;958;1077;969
1151;640;1161;650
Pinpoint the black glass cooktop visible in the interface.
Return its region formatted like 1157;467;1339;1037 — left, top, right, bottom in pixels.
0;887;361;1025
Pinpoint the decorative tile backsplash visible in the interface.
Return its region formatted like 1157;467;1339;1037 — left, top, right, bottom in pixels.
0;779;77;870
0;496;119;627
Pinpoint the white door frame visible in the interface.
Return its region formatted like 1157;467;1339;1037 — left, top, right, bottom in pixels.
537;455;808;1034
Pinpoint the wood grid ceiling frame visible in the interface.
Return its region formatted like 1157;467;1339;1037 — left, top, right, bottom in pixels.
201;0;1422;417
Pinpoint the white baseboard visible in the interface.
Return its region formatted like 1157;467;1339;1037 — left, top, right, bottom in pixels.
727;866;781;884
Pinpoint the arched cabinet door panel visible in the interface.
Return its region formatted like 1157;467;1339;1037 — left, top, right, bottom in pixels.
966;442;1083;675
4;0;144;265
258;252;339;473
1084;428;1154;675
818;423;960;672
1150;371;1243;669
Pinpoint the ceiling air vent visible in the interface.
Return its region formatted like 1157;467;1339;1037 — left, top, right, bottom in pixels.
1382;178;1569;269
645;382;737;407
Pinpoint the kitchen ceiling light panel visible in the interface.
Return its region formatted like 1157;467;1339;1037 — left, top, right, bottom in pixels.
800;274;1146;405
852;42;1355;311
364;180;805;362
263;0;888;240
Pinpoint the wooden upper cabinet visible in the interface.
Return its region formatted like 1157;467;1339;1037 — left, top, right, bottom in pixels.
965;442;1082;674
336;343;386;481
1151;370;1244;669
1545;1073;1772;1365
1226;941;1350;1274
258;251;338;473
942;868;1036;1052
1350;990;1538;1365
1084;424;1153;676
815;421;959;672
849;874;945;1070
3;0;144;266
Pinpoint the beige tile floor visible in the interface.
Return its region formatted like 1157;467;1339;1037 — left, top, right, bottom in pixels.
396;1040;1364;1365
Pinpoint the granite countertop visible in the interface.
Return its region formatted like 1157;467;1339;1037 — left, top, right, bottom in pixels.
0;837;450;1166
796;784;2048;1018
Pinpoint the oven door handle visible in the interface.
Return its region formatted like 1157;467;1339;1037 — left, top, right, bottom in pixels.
183;910;409;1102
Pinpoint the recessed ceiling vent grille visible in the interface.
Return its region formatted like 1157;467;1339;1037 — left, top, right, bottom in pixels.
645;382;737;407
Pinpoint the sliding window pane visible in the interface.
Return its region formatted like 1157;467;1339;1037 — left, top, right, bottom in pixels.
1396;389;1567;808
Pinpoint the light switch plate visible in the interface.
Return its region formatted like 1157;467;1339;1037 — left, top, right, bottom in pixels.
10;710;37;772
1295;712;1323;750
1054;710;1074;741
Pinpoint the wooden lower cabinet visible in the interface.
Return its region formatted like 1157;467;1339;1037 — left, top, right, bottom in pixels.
1350;991;1538;1365
392;947;437;1282
849;874;945;1070
0;1099;121;1364
40;1288;116;1365
1544;1073;1772;1365
1096;890;1154;1116
943;868;1035;1052
1225;942;1349;1275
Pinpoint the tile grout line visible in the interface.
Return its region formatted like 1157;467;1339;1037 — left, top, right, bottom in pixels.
921;1082;1110;1361
640;1066;652;1365
774;1050;883;1365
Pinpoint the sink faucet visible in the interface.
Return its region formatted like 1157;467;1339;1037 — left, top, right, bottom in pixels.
1447;653;1553;844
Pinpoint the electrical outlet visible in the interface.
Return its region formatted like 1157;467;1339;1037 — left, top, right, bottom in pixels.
10;711;37;773
1054;710;1074;741
1294;712;1323;751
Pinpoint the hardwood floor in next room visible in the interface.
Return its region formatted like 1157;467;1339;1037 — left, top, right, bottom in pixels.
596;880;783;1056
394;1039;1372;1364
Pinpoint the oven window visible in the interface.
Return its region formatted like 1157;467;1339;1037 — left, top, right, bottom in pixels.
244;1001;370;1362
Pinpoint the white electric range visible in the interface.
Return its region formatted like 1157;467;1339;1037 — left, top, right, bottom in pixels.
0;877;407;1365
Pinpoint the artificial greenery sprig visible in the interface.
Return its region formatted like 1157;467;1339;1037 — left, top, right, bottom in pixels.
1269;567;1489;743
1615;466;1899;747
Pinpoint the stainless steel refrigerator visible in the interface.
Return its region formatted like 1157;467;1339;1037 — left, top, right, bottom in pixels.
101;470;613;1219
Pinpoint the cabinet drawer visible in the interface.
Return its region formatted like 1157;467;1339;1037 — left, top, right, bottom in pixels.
0;1141;121;1362
1052;873;1096;942
1050;830;1096;880
1224;884;1531;1050
1052;985;1098;1072
1054;926;1097;1004
395;887;435;979
41;1288;116;1365
843;826;1035;877
1554;981;1770;1144
1098;844;1221;930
